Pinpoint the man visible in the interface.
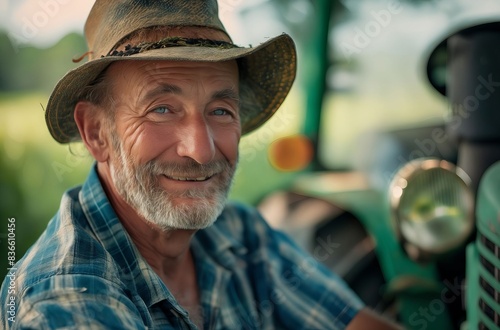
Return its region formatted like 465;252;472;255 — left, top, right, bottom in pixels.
1;1;401;329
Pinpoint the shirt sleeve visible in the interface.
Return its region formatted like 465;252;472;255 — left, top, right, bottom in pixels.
239;204;365;329
13;274;147;330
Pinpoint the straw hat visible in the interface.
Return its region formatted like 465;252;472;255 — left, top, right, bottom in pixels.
45;0;297;143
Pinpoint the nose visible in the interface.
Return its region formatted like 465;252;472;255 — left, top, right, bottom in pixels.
176;115;216;164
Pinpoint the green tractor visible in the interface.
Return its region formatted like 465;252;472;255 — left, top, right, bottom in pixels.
240;1;500;329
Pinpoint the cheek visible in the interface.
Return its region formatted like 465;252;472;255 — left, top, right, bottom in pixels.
215;130;241;164
124;123;176;163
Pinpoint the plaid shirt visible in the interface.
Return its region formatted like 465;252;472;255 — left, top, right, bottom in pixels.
1;167;363;329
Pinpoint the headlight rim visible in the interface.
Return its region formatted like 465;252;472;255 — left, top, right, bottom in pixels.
389;158;474;261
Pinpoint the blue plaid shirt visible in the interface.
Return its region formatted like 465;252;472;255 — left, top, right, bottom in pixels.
1;167;363;329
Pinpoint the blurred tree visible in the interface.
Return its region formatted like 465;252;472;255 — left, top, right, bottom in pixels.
0;29;89;277
0;31;86;92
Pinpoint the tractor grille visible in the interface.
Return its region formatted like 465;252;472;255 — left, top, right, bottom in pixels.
478;233;500;329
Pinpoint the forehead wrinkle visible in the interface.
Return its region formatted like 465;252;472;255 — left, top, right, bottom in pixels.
212;88;239;103
138;84;182;107
110;60;239;107
106;62;150;109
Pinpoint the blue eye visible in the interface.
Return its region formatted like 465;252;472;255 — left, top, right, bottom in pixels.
213;108;230;116
152;106;170;114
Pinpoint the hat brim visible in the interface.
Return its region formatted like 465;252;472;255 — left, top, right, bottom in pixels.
46;33;296;143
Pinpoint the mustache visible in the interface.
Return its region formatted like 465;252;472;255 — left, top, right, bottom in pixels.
140;158;233;178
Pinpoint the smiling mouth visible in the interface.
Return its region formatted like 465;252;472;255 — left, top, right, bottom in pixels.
164;174;214;182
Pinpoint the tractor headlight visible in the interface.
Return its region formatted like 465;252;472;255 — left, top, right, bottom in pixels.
389;159;474;262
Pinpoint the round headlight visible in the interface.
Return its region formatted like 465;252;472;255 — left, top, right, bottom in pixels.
389;158;474;262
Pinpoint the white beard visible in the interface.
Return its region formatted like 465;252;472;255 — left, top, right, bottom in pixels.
109;138;236;231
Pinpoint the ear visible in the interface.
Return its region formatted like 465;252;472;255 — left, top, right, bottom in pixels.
74;101;110;162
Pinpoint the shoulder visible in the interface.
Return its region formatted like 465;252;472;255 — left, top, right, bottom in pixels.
1;187;126;328
3;273;143;329
2;186;120;299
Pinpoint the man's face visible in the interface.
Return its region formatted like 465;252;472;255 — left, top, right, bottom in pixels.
103;60;241;231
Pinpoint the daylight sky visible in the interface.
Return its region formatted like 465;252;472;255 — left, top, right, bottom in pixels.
0;0;271;48
1;0;94;47
2;0;500;50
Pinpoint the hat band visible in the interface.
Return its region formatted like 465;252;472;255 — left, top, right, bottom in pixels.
104;37;240;57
